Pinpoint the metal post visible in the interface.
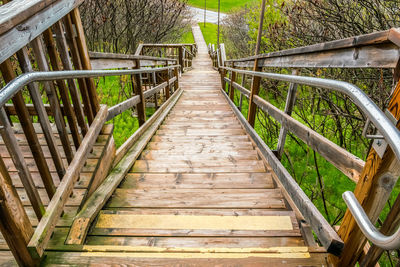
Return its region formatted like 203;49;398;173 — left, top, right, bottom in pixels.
204;0;206;28
276;69;299;159
217;0;220;46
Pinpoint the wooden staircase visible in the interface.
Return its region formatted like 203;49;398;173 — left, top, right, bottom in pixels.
39;26;329;266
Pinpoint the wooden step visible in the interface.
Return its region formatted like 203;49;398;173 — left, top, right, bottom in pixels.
146;141;254;150
131;160;266;173
107;189;285;209
139;150;259;161
156;129;246;136
120;173;274;189
151;135;250;142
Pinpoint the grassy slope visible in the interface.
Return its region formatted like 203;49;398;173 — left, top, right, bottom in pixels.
187;0;256;13
199;22;218;46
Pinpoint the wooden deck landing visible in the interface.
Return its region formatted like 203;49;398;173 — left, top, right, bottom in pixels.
37;26;329;266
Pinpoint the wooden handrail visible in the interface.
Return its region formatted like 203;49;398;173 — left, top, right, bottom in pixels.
27;105;108;259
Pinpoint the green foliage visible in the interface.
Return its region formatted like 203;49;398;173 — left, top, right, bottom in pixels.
95;76;155;148
198;22;219;46
187;0;257;13
246;0;289;53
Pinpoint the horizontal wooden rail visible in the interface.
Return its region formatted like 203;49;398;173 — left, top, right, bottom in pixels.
225;28;400;69
0;0;85;64
253;95;365;182
89;51;177;70
27;105;108;259
107;76;177;121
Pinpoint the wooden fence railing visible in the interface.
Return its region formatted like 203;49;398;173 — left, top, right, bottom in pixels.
135;43;197;71
211;28;400;266
0;1;185;266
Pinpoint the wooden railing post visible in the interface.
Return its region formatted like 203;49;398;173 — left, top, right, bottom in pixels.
239;71;246;111
229;70;236;101
178;46;184;72
0;156;37;267
70;8;100;117
276;69;299;159
333;80;400;266
133;59;146;126
174;66;179;91
165;69;171;100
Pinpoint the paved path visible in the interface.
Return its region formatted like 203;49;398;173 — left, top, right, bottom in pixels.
189;6;227;24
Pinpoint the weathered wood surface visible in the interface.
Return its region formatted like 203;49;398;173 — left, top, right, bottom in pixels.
53;26;328;265
226;28;400;69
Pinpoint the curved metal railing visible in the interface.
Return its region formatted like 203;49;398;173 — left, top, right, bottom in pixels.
220;66;400;250
0;65;179;108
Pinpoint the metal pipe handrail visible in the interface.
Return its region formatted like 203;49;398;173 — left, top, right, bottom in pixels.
221;66;400;250
0;65;180;108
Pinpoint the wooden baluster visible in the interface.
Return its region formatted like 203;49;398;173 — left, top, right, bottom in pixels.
152;71;159;109
1;59;54;205
43;28;82;150
63;14;94;124
165;69;171;100
30;36;74;168
133;60;146;126
178;46;184;72
70;8;100;116
229;70;236;101
15;48;58;198
239;72;246;111
0;155;37;267
276;69;299;159
53;21;88;136
0;105;44;219
174;66;179;91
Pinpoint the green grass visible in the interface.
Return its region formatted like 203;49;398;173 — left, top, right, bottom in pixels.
199;22;219;46
187;0;256;13
180;30;195;43
96;76;156;147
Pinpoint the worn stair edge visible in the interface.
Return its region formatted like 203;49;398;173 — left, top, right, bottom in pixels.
220;88;344;256
65;88;183;245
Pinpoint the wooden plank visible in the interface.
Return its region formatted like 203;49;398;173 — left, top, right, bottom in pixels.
232;43;400;69
227;29;393;63
253;95;365;182
131;160;266;173
95;214;294;231
0;0;85;64
27;105;108;258
65;90;182;245
156;129;245;136
85;235;306;249
146;141;253;149
139;151;259;161
107;188;285;209
221;88;344;256
107;95;140;121
121;173;274;189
